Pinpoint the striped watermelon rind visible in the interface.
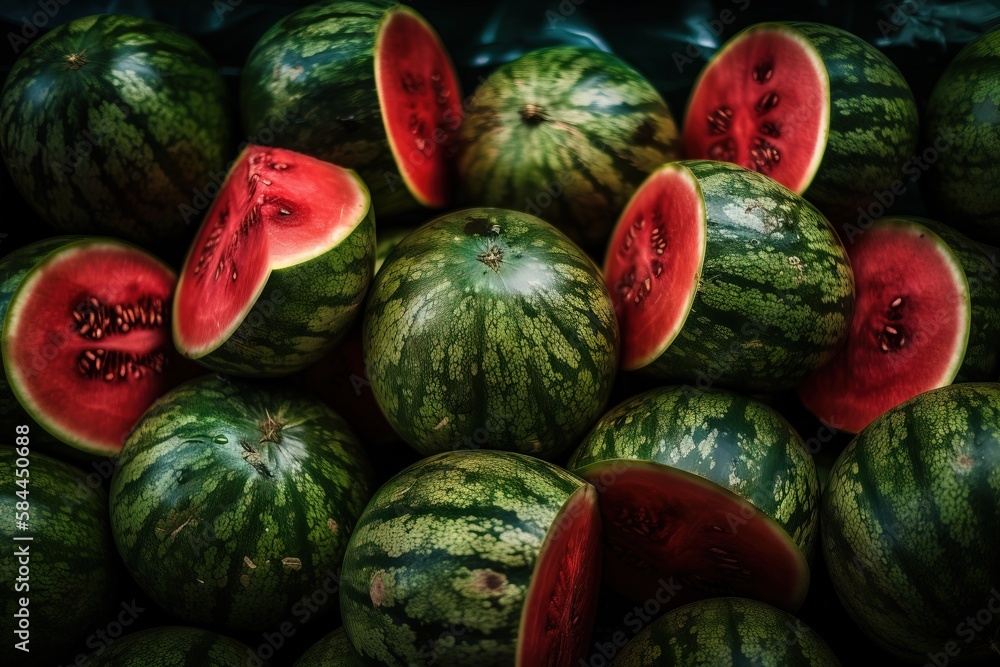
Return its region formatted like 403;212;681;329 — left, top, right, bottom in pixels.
363;207;619;458
457;45;680;249
172;148;376;378
924;26;1000;244
606;160;854;391
821;383;1000;662
108;376;376;632
0;447;117;665
0;14;231;245
82;626;264;666
612;597;842;666
684;21;918;220
568;386;817;611
294;627;362;667
240;0;460;216
340;449;601;666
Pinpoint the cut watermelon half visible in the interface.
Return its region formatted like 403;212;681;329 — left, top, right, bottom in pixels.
603;163;707;371
375;5;462;208
173;145;374;376
576;460;809;613
798;218;970;433
2;238;184;455
683;25;830;195
519;484;603;667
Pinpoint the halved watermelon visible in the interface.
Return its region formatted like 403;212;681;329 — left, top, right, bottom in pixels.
241;1;463;215
604;160;854;391
0;237;186;456
798;217;1000;433
340;450;603;666
683;22;918;219
568;386;819;613
173;145;375;377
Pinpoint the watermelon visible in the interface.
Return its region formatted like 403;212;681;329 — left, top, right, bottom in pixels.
241;0;463;216
1;237;188;457
822;383;1000;663
683;22;918;221
568;386;818;613
0;14;230;245
295;627;362;667
603;160;854;391
457;45;680;249
923;26;1000;244
799;217;1000;434
0;447;117;665
82;626;264;666
172;145;375;377
363;207;619;458
108;375;376;632
340;450;602;667
612;597;841;666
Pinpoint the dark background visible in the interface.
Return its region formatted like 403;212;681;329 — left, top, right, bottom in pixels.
2;0;1000;665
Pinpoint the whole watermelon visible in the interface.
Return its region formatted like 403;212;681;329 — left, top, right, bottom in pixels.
363;207;619;458
82;626;264;666
612;597;841;666
0;14;231;245
822;383;1000;662
0;446;117;666
924;25;1000;243
458;45;680;249
108;375;376;632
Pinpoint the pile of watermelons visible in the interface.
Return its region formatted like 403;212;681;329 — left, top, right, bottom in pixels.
1;0;999;665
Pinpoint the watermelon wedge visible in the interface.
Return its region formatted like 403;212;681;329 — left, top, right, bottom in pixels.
173;145;375;377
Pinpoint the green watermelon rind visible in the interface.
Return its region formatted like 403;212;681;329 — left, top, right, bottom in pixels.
458;45;681;249
568;386;821;563
923;26;1000;243
340;450;592;666
240;0;454;216
0;447;118;665
108;376;376;632
821;382;1000;662
174;166;377;378
0;14;231;244
363;207;619;458
81;626;264;666
612;597;842;666
616;160;855;391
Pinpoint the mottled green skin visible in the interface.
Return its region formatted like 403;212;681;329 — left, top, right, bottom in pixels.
83;626;264;666
340;450;590;666
0;15;230;245
0;237;80;450
899;217;1000;382
612;598;841;666
109;376;376;632
778;22;918;219
458;45;680;249
241;0;436;216
635;161;854;390
363;208;619;458
0;447;117;665
924;27;1000;243
822;383;1000;662
181;175;376;377
295;627;363;667
568;386;820;560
